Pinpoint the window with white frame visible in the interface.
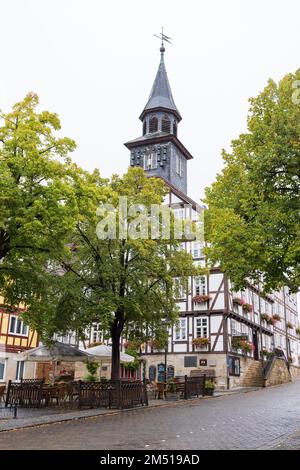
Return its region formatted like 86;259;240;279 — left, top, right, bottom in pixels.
253;294;259;312
175;318;187;340
194;276;206;296
174;278;185;299
231;319;239;336
195;318;208;338
92;323;102;344
144;149;157;170
0;359;5;381
193;242;203;258
9;316;29;336
15;361;25;381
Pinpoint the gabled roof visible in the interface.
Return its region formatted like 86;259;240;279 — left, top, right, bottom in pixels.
139;50;181;122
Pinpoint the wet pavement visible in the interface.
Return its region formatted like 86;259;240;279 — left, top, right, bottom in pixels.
0;380;300;450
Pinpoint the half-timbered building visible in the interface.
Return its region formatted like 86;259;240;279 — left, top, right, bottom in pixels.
123;41;300;389
0;298;38;384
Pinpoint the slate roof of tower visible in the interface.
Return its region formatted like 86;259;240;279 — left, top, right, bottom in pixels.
139;52;182;121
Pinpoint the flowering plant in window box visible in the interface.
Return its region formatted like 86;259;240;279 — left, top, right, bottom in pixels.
261;313;271;323
192;295;211;304
242;303;253;313
271;314;281;322
150;339;167;350
240;341;254;353
232;337;253;353
261;349;273;359
286;322;293;329
232;297;244;306
192;337;210;348
124;340;142;350
296;327;300;336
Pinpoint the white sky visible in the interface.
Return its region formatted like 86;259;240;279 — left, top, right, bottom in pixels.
0;0;299;204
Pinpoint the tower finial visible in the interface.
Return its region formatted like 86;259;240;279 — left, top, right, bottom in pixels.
154;27;172;62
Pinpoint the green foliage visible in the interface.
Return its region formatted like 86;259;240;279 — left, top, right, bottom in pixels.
0;93;83;313
85;361;99;381
86;361;99;376
204;70;300;293
123;349;141;372
23;166;199;379
205;379;215;389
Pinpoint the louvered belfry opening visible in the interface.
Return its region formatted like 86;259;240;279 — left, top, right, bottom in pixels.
161;114;171;133
149;115;158;133
173;121;177;136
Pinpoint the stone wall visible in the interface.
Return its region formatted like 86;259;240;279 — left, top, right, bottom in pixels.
144;353;228;389
290;365;300;380
265;357;291;387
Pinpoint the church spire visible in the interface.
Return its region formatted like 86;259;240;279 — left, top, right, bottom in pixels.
139;30;181;122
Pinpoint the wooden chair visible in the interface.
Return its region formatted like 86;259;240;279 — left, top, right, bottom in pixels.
154;382;167;399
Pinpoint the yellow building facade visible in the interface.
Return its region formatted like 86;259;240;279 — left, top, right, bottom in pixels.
0;297;38;384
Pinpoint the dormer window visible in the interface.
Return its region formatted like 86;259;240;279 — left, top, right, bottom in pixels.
149;116;158;133
162;114;171;133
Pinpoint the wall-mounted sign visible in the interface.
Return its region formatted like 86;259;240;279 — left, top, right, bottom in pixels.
199;359;207;366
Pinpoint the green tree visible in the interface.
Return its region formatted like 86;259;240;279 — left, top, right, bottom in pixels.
0;93;80;304
24;167;199;380
204;70;300;292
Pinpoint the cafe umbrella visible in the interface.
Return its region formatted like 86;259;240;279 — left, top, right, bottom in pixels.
17;341;93;383
84;344;135;379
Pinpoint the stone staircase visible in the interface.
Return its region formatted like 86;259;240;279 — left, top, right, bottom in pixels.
242;361;264;387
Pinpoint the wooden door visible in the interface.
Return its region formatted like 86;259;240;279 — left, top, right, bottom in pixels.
36;362;51;381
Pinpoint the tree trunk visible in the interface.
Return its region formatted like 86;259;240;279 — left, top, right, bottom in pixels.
111;325;121;380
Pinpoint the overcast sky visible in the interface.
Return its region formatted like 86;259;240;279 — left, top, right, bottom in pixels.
0;0;299;203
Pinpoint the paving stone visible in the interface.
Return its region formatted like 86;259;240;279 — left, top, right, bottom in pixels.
0;380;300;449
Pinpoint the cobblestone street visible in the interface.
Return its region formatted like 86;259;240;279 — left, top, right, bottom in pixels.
1;380;300;450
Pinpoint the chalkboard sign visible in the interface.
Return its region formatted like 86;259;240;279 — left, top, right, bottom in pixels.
184;356;197;368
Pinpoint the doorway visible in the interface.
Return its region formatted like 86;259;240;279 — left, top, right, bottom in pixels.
252;330;259;360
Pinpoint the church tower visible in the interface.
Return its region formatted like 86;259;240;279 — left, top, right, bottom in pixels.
124;39;193;194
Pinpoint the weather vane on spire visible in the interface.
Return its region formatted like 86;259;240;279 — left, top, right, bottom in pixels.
154;27;172;51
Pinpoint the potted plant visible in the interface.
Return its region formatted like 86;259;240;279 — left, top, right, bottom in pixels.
261;313;271;323
192;295;211;304
150;339;167;351
296;327;300;336
271;314;281;322
242;303;253;313
232;297;244;306
286;322;293;329
261;349;273;359
192;337;210;349
204;379;215;396
240;340;253;354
